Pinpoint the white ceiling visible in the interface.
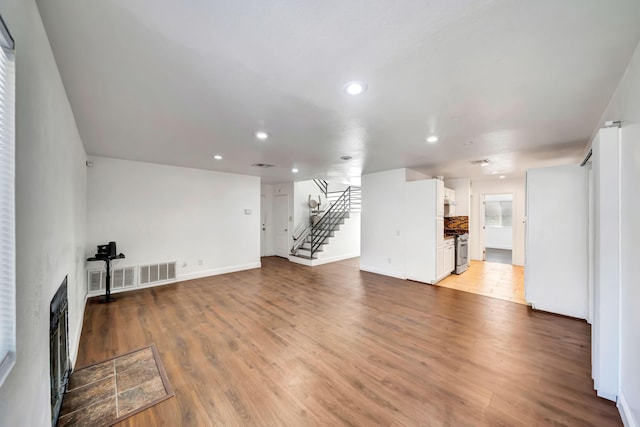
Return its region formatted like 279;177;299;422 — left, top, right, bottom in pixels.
37;0;640;184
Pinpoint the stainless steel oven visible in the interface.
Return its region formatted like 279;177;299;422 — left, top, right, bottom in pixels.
455;233;469;274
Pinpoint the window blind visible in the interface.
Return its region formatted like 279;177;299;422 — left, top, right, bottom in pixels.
0;40;16;386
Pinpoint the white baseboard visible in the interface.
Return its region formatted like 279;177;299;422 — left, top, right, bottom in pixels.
618;391;637;427
289;253;359;267
313;253;359;266
486;245;513;250
359;265;406;280
87;262;262;299
178;262;261;281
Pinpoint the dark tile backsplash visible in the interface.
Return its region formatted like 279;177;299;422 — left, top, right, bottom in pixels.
444;216;469;232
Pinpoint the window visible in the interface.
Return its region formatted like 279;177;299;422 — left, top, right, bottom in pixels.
485;200;513;227
0;14;15;387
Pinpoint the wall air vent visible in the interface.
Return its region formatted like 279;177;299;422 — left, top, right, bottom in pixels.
111;267;136;290
88;266;137;294
470;159;490;165
139;261;177;286
251;163;275;168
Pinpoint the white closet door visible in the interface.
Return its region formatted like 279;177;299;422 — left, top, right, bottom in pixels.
525;164;588;319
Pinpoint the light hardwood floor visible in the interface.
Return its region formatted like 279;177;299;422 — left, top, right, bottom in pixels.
75;256;620;426
437;260;526;305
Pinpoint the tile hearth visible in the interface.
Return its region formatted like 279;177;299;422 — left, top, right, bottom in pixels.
58;345;173;427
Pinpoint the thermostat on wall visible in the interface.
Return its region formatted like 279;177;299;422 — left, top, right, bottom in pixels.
244;209;252;215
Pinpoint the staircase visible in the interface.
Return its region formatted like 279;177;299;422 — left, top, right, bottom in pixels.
291;185;359;261
327;187;361;213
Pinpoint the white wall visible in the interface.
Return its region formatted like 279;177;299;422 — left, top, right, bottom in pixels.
293;180;323;238
405;169;431;181
0;1;88;425
470;178;526;266
444;178;471;216
87;157;260;282
597;41;640;426
360;169;407;278
291;212;360;266
485;227;512;250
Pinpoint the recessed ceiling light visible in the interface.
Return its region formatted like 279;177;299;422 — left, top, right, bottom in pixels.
213;154;222;160
291;168;299;173
426;135;439;144
490;171;498;174
255;131;269;140
499;175;506;179
343;81;367;95
480;161;489;166
340;155;353;161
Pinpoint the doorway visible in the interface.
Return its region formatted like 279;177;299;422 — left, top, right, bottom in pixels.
483;193;514;265
274;195;289;258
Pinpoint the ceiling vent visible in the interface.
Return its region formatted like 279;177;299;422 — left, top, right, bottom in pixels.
251;163;275;168
470;159;490;165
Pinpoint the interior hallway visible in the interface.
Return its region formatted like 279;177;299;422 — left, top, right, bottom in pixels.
437;260;526;305
485;248;513;264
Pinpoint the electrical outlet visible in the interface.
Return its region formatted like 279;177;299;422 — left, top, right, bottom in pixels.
198;259;203;266
388;258;392;264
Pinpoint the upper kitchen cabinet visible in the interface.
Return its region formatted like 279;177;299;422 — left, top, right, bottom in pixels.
436;179;444;217
444;187;456;217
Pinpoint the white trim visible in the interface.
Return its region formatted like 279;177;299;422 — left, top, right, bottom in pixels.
618;392;637;427
177;262;261;281
70;292;89;369
359;265;406;280
87;262;262;297
596;389;617;402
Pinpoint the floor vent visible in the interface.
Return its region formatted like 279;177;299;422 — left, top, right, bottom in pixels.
139;262;177;286
88;266;137;294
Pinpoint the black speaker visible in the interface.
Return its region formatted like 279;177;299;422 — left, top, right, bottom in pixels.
108;241;117;258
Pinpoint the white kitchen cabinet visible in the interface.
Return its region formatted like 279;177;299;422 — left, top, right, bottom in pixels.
437;246;445;278
445;240;455;273
405;178;453;285
436;180;444;217
444;187;456;217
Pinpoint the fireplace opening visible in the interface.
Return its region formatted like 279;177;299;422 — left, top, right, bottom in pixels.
50;276;70;426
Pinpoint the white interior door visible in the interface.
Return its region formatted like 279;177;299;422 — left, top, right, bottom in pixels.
274;195;289;258
525;164;588;319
